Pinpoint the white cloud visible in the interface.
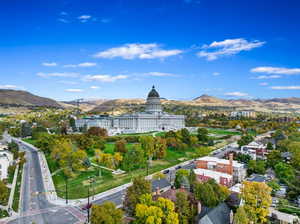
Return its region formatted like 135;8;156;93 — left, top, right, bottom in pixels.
37;72;79;78
65;89;84;92
270;86;300;90
144;72;178;77
78;15;92;22
64;62;97;68
60;11;68;16
58;18;69;23
42;62;57;67
58;80;78;85
212;72;220;76
224;92;249;97
90;86;100;89
93;43;182;60
84;74;128;82
251;66;300;75
254;75;281;79
198;38;265;61
259;82;269;86
0;85;18;89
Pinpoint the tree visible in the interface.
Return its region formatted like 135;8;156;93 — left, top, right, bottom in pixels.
238;135;254;147
266;150;281;168
266;142;273;150
247;160;266;175
190;136;198;147
188;169;196;192
87;127;108;137
274;162;295;182
197;128;208;142
174;169;189;189
122;144;146;172
51;138;87;177
154;137;167;159
8;141;19;159
175;191;192;224
0;180;9;205
234;206;249;224
124;177;151;216
180;128;191;145
91;201;123;224
115;139;127;153
267;180;280;196
135;194;179;224
241;181;272;224
194;182;218;207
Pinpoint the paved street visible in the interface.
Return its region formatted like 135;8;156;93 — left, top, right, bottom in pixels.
3;137;86;224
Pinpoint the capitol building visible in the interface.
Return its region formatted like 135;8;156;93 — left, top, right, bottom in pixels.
75;86;185;135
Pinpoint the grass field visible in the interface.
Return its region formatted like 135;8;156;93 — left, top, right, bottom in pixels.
207;128;241;136
12;164;23;212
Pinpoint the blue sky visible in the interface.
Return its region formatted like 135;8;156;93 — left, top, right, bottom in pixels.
1;0;300;101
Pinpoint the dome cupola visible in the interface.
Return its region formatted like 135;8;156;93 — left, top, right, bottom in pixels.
147;85;160;98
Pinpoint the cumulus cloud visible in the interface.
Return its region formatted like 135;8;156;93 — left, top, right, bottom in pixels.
0;84;18;89
65;89;83;92
197;38;265;61
90;86;100;89
212;72;220;76
270;86;300;90
251;66;300;75
254;75;282;79
42;62;57;67
259;82;269;86
224;92;249;97
93;43;182;60
37;72;79;78
58;18;69;23
84;74;128;82
78;15;92;22
64;62;97;68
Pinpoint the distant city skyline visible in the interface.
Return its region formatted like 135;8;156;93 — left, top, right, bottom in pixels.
1;0;300;101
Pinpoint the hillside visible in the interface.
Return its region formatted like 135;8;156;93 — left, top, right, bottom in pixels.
0;89;62;108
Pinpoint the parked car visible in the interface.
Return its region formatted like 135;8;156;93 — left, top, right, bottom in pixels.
163;169;170;174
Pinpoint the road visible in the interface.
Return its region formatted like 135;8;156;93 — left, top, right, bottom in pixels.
2;134;86;224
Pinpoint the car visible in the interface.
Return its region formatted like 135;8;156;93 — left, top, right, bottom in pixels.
175;166;182;170
163;169;170;174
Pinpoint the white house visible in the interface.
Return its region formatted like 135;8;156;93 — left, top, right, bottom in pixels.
0;149;14;180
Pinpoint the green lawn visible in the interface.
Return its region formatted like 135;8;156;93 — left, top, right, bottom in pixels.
103;143;135;154
49;146;202;199
0;209;9;219
23;138;38;146
12;164;23;212
207;128;241;136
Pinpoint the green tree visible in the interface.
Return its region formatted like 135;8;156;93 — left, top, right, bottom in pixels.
194;182;218;207
234;206;249;224
266;150;281;168
266;142;273;150
180;128;191;145
154;137;167;159
267;180;280;196
174;169;189;189
274;162;295;182
238;135;254;147
175;191;192;224
91;201;123;224
124;177;151;216
197;128;208;142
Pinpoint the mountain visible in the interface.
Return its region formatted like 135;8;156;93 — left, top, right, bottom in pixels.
0;89;62;108
192;94;230;106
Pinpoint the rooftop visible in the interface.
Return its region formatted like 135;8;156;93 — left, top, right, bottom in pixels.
194;168;233;179
196;156;244;168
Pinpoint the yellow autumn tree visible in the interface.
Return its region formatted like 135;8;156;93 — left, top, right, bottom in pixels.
241;181;272;223
135;194;179;224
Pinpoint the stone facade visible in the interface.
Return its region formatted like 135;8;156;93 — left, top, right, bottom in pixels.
75;86;185;134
